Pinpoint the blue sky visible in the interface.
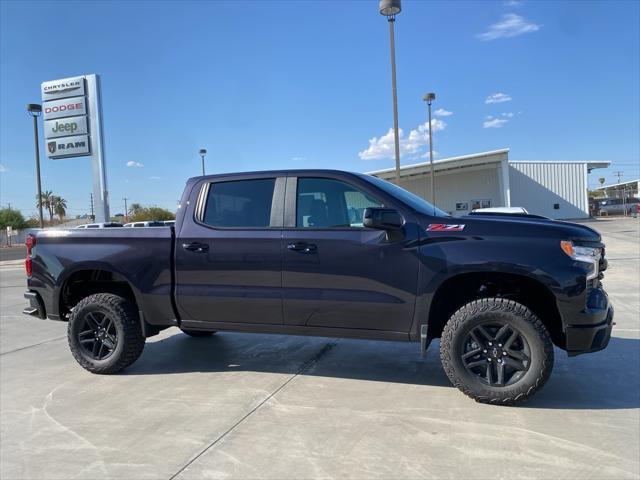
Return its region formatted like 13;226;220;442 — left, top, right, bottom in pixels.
1;0;638;217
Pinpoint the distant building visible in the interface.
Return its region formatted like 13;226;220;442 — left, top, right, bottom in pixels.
367;148;609;219
594;179;640;199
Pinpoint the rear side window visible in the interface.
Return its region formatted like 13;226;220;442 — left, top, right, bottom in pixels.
202;178;276;228
296;178;382;228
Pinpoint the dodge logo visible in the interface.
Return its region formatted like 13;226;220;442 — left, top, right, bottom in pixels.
47;141;56;154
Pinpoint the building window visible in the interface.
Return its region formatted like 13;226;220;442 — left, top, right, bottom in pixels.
456;202;469;211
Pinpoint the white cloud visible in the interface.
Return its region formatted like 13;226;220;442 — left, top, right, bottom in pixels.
502;112;514;118
485;92;512;104
483;117;509;128
126;161;144;168
503;0;521;6
478;14;541;41
434;108;453;117
358;119;446;161
0;164;7;173
149;176;161;180
291;156;306;161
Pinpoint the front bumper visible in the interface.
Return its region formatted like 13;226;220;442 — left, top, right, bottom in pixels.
564;286;614;356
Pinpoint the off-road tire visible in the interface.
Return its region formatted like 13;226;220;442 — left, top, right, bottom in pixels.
180;329;216;337
68;293;145;374
440;298;554;405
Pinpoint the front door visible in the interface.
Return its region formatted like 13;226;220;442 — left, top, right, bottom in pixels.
282;175;419;332
176;176;284;326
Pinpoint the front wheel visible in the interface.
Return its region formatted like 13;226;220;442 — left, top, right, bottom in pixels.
440;298;554;405
68;293;145;374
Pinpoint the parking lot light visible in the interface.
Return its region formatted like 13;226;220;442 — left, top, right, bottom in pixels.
199;148;207;176
27;103;44;228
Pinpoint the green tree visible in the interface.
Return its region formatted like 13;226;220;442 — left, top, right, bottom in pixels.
598;177;606;186
129;206;175;222
0;208;26;229
129;203;143;216
53;196;68;221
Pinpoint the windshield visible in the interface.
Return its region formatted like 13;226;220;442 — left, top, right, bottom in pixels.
361;174;450;217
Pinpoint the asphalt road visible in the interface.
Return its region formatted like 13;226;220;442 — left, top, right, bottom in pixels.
1;218;638;479
0;246;25;262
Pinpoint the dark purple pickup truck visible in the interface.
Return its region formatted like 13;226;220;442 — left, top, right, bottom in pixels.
23;170;613;404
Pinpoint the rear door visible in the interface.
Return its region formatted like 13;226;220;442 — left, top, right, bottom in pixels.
282;174;419;332
175;176;285;326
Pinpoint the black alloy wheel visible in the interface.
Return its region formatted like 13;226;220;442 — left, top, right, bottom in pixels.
77;311;118;361
460;322;531;387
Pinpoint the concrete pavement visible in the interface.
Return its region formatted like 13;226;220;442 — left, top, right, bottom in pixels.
1;218;638;479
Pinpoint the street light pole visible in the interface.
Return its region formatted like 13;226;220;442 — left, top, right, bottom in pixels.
423;93;436;209
379;0;402;183
27;104;44;228
199;148;207;176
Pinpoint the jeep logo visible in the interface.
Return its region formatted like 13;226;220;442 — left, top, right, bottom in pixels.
51;120;78;134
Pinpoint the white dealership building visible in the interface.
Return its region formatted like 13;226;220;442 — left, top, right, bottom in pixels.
368;148;609;220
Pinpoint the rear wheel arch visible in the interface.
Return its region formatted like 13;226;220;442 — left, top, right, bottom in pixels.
427;271;565;348
59;267;141;320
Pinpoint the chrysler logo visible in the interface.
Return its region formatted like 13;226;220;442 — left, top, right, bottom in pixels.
43;80;82;95
44;86;80;95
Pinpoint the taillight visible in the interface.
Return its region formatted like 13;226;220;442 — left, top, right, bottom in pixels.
25;234;36;277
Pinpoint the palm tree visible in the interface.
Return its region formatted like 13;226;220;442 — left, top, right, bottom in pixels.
36;190;55;224
53;196;67;221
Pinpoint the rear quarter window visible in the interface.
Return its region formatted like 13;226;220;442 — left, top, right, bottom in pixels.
202;178;276;228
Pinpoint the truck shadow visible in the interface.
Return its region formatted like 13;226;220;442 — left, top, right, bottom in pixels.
125;331;639;410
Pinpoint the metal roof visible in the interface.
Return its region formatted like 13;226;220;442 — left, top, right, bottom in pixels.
594;178;640;190
367;148;510;179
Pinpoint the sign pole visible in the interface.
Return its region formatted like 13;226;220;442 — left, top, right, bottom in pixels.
85;74;110;222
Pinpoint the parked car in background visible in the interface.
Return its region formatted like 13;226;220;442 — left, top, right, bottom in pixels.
76;223;123;229
123;221;166;228
596;197;640;216
163;220;175;226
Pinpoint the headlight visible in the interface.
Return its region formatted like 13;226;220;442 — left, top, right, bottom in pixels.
560;240;602;280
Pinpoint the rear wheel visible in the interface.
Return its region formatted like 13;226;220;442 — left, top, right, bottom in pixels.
68;293;145;374
440;298;553;405
180;329;216;337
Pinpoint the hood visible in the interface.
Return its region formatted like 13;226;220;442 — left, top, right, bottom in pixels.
419;213;601;242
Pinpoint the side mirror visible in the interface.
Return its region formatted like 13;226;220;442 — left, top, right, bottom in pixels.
363;208;404;230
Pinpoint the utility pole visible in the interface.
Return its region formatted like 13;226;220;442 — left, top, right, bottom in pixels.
90;193;95;220
123;198;128;222
613;171;623;184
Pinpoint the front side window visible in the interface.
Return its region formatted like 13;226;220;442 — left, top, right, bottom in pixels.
296;178;383;228
203;178;276;228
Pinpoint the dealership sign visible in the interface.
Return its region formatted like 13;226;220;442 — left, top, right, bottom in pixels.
40;74;110;222
41;76;92;159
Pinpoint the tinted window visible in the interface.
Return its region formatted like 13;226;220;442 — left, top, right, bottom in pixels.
203;178;276;228
296;178;382;228
86;225;99;228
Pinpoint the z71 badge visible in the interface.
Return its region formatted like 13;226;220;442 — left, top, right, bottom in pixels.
427;224;466;232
